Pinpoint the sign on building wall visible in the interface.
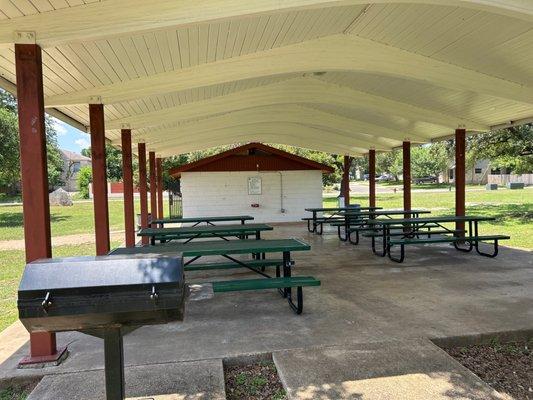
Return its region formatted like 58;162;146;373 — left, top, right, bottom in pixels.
247;176;262;195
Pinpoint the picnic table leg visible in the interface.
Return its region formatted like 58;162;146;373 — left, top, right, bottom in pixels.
348;228;359;245
454;220;474;252
371;225;387;256
150;236;155;246
282;251;291;299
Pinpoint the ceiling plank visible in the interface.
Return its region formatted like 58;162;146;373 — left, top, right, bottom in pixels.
45;34;533;107
106;77;488;131
1;0;531;47
132;103;427;144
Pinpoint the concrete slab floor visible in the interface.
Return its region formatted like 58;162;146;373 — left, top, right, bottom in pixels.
27;359;225;400
273;339;511;400
0;223;531;395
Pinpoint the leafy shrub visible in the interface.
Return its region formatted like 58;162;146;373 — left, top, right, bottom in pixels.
77;166;92;199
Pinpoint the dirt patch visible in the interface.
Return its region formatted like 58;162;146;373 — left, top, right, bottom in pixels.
225;361;286;400
0;380;39;400
444;340;532;400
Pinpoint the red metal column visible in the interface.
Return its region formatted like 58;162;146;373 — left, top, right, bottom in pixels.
403;141;411;217
138;143;149;245
121;129;135;247
156;158;164;219
455;128;466;233
89;104;110;255
368;150;376;208
149;151;157;227
15;43;64;364
342;155;351;206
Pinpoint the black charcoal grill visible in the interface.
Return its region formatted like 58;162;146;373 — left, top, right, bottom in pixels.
18;254;186;400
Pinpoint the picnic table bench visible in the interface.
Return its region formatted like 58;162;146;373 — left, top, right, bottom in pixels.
329;209;431;242
109;239;319;314
150;215;254;228
366;215;510;262
138;223;273;245
303;206;382;234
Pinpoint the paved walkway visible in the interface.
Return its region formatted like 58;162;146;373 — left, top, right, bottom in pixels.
0;231;125;250
0;223;531;398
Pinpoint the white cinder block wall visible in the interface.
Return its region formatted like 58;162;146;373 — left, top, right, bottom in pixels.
181;170;323;223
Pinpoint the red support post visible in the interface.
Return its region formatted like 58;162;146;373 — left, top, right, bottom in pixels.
342;155;351;206
368;150;376;208
15;43;65;365
138;143;149;245
455;128;466;233
156;158;164;219
121;129;135;247
403;141;411;217
89;104;110;255
149;151;157;227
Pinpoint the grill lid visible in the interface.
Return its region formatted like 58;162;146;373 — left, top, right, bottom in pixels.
19;254;184;293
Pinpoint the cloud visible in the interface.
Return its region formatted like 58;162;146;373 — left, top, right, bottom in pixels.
51;118;68;136
75;138;90;149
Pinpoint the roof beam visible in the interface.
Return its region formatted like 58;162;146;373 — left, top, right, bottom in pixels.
106;77;488;131
130;104;427;144
140;124;373;156
1;0;531;47
142;121;392;152
45;34;533;107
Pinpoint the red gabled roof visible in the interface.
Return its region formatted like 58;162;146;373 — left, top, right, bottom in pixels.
169;143;334;177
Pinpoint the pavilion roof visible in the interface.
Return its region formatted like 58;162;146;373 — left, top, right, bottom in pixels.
1;1;532;156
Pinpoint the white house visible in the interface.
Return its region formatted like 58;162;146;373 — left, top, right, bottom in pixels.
59;149;91;192
169;143;333;223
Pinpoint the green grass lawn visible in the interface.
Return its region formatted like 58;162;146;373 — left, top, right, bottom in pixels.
0;242;120;332
324;188;533;249
0;199;169;241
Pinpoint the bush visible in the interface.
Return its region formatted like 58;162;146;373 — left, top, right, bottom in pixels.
77;166;92;199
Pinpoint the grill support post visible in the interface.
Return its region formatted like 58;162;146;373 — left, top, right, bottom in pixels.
368;150;376;208
121;129;135;247
138;143;149;245
15;42;64;365
103;327;125;400
149;151;157;227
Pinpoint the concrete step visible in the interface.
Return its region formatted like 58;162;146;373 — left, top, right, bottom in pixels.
28;359;226;400
273;339;511;400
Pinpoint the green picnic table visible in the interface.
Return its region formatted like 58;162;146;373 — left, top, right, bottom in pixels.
150;215;254;228
303;206;382;234
332;209;431;243
138;223;273;245
365;215;509;262
109;239;319;314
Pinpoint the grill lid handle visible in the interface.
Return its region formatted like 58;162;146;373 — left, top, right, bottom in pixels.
41;291;52;313
150;286;158;301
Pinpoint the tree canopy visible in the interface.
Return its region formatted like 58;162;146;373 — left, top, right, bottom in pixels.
0;89;63;193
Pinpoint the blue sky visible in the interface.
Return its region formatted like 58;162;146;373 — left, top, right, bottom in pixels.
51;117;91;154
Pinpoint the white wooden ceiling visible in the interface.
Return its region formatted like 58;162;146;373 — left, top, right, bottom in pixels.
0;0;532;156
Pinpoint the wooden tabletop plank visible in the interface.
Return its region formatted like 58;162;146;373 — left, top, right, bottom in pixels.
151;215;254;224
110;238;311;257
366;215;495;225
138;223;273;237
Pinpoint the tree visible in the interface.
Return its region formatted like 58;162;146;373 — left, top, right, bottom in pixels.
0;89;64;192
376;150;402;180
411;146;446;178
77;166;92;199
468;124;533;174
0;108;20;193
82;144;133;182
